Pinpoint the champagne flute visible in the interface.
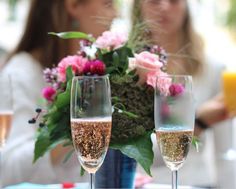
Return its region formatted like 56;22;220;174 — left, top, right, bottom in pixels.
0;74;13;188
155;75;195;189
70;75;112;189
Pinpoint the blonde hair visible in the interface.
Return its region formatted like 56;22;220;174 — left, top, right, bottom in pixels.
131;0;205;76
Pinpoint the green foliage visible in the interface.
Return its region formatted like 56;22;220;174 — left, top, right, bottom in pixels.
80;167;85;176
128;0;152;52
34;127;51;163
48;32;95;42
34;31;156;176
110;76;155;142
227;0;236;30
110;131;154;176
192;136;200;152
101;45;134;75
34;68;74;162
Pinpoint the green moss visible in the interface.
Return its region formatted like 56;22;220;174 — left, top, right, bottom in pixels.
110;78;155;142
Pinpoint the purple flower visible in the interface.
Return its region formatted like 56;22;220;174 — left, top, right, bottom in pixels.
150;45;167;68
169;84;185;97
83;60;106;75
42;86;56;102
43;68;58;84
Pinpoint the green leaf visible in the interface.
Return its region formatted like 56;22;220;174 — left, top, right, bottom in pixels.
110;132;153;176
55;80;72;109
111;96;120;102
49;113;71;141
97;49;103;60
112;51;119;67
192;136;200;152
80;167;85;176
48;32;95;42
34;127;51;163
106;66;117;74
114;107;139;119
121;110;139;119
66;66;73;82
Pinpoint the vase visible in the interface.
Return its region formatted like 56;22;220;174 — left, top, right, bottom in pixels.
95;149;137;188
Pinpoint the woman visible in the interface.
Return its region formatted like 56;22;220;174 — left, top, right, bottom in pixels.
1;0;115;186
132;0;231;186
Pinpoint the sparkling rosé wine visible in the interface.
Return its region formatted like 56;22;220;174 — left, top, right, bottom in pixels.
156;129;193;170
0;111;13;148
71;118;112;173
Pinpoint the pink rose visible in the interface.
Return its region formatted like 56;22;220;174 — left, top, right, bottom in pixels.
129;51;163;85
42;86;56;102
156;72;172;96
147;71;171;95
95;31;128;51
57;55;88;82
146;71;159;88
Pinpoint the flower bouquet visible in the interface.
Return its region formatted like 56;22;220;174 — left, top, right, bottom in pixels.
30;30;169;176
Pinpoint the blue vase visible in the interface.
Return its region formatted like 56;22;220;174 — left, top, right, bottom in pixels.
95;149;137;188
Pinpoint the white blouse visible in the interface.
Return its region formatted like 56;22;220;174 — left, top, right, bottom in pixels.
1;52;88;186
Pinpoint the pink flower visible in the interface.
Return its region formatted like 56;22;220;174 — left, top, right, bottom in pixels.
95;31;128;51
42;86;56;102
129;51;163;85
147;71;171;95
57;55;88;82
146;71;159;88
156;72;172;96
83;60;106;75
169;84;185;97
161;103;170;118
135;51;163;70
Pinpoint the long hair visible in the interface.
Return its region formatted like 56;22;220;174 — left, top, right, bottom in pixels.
5;0;73;68
131;0;204;76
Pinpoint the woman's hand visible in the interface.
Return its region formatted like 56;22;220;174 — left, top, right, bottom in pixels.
195;94;232;135
197;94;229;126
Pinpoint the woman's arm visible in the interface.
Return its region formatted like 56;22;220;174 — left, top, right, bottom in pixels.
194;94;231;136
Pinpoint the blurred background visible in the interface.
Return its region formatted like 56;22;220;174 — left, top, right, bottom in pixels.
0;0;236;68
0;0;236;188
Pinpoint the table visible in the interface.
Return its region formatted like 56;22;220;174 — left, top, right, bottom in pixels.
4;183;213;189
142;183;213;189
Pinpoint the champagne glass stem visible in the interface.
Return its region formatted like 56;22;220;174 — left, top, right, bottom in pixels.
172;170;178;189
90;173;95;189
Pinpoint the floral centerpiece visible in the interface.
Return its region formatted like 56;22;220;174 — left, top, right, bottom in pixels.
29;30;169;176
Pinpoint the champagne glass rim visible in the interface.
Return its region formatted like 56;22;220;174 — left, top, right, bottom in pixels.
73;74;110;79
